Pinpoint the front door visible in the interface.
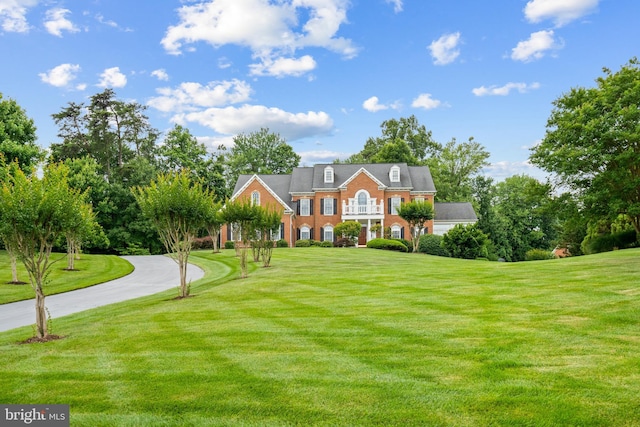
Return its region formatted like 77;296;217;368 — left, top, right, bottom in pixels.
358;225;367;246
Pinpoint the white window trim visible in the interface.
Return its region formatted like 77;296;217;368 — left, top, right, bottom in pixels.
300;199;310;216
251;191;260;206
300;226;311;240
391;225;402;239
324;166;334;184
324;225;334;242
323;198;333;216
390;165;400;183
391;197;401;215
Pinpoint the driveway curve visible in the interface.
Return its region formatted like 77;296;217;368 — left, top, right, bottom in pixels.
0;255;204;333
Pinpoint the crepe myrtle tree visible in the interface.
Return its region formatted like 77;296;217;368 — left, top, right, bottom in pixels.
222;199;260;278
0;162;84;339
132;169;212;298
396;200;434;253
255;205;283;268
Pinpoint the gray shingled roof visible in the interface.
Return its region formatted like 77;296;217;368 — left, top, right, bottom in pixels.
291;163;436;192
434;202;478;221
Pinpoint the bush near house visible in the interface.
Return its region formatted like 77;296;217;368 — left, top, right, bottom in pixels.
224;241;235;249
367;238;409;252
525;249;554;261
276;239;288;248
333;238;356;247
295;239;311;247
418;234;450;257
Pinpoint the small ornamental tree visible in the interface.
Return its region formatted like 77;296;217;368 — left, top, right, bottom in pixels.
396;200;434;253
0;162;81;339
222;199;260;278
256;205;283;267
442;223;489;260
204;200;224;253
132;170;212;298
334;221;362;246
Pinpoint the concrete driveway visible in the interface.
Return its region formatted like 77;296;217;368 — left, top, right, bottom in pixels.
0;255;204;333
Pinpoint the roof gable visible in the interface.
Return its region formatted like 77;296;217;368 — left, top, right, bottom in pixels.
338;167;386;190
231;174;294;212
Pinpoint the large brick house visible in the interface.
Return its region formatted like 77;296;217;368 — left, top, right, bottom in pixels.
221;163;476;247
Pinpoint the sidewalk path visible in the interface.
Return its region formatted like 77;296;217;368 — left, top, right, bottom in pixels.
0;255;204;333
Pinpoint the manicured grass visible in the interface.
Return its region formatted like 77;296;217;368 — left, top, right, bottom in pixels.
1;248;639;426
0;251;134;304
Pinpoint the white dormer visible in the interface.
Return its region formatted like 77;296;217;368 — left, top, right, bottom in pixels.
324;165;334;184
389;165;400;183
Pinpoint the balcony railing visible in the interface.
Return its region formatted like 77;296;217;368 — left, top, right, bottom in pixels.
342;199;384;215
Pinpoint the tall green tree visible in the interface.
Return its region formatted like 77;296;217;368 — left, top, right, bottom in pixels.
226;128;300;191
345;115;440;165
132;170;212;298
442;223;489;260
159;124;228;200
396;200;435;252
51;89;158;182
494;175;557;261
0;92;42;171
428;137;490;202
0;162;83;338
530;58;640;236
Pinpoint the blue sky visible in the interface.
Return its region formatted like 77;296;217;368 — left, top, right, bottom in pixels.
1;0;638;179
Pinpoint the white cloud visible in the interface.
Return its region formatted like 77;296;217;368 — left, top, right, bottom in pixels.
385;0;403;13
0;0;38;33
218;57;232;69
151;69;169;81
299;150;346;165
524;0;599;27
161;0;357;77
483;160;548;181
362;96;387;112
472;82;541;96
180;104;334;141
249;55;317;78
411;93;442;110
148;79;252;113
428;32;461;65
97;67;127;88
44;8;79;37
95;13;132;32
511;30;560;62
39;63;81;87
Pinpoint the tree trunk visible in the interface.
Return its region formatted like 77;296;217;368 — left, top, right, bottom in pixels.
35;285;48;338
178;256;189;297
10;250;19;283
66;237;76;270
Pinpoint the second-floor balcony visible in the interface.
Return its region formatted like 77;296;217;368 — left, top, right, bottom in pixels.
342;198;384;216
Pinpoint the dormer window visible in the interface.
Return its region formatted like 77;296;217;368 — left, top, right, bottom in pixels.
324;166;334;184
390;165;400;183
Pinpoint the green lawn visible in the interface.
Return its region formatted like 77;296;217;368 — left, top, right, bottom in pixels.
1;248;639;426
0;251;134;304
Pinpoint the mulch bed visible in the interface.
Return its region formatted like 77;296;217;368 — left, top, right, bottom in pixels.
18;335;65;344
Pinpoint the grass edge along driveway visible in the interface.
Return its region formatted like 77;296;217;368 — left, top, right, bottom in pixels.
1;248;639;426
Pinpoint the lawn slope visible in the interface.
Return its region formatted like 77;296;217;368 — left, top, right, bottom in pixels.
0;252;134;304
1;248;639;426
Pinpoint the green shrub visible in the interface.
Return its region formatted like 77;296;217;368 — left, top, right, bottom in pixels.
333;238;355;247
310;240;322;247
583;230;639;254
192;236;213;250
276;239;289;248
224;240;235;249
393;238;412;252
118;242;151;255
295;239;311;247
320;241;333;247
418;234;450;257
367;238;408;252
525;248;554;261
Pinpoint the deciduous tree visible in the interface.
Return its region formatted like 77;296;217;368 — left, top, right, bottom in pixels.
396;200;434;252
530;58;640;236
0;162;82;338
0;92;42;172
132;170;212;297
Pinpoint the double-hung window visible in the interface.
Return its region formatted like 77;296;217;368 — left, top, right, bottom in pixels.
300;199;310;216
390;197;402;215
